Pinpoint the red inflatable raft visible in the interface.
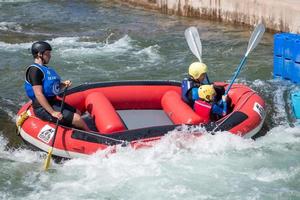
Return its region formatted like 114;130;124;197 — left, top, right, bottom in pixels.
16;80;266;158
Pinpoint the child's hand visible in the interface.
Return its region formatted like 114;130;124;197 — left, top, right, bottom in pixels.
222;95;227;102
222;95;227;116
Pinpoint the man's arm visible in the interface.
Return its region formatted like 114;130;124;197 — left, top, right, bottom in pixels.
32;85;62;120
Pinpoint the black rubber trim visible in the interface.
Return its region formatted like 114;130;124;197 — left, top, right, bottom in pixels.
58;80;181;97
71;111;248;145
71;124;180;145
205;111;248;132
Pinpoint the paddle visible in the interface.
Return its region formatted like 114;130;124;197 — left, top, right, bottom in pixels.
185;26;202;63
44;86;68;171
185;26;210;83
224;23;265;95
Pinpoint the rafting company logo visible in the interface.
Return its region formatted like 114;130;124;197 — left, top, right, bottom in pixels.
52;82;60;95
253;102;265;119
37;125;55;144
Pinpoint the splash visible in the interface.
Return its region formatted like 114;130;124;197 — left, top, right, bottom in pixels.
0;97;18;122
1;124;300;199
0;134;44;163
0;0;32;2
52;35;134;57
0;22;22;32
50;35;163;74
0;41;32;52
133;44;162;64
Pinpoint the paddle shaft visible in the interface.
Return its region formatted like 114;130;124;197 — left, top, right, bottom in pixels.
224;24;265;95
224;56;247;95
50;87;68;150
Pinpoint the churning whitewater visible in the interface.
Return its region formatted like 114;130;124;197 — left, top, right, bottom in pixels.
0;1;299;199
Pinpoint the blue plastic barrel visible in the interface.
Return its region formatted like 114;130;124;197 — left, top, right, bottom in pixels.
291;91;300;119
273;55;283;77
283;58;293;80
294;39;300;63
274;33;284;57
292;62;300;83
283;34;294;60
273;33;300;82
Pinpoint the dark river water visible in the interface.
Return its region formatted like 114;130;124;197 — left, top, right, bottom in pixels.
0;1;299;199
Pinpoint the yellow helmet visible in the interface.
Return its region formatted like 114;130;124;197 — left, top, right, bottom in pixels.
188;62;208;79
198;85;216;102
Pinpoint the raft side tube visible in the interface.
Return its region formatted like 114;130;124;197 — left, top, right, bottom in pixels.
85;92;126;134
161;90;204;124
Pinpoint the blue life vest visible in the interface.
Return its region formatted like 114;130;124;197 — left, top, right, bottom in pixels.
181;78;201;103
24;63;61;100
211;99;227;117
181;78;193;102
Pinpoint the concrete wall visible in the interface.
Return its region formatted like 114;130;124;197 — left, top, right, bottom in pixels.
117;0;300;33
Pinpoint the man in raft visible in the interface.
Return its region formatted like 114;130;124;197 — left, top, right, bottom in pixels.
24;41;89;131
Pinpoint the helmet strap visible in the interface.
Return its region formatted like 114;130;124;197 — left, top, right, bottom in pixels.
38;53;46;65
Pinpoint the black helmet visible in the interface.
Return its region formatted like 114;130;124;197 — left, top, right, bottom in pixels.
31;41;52;56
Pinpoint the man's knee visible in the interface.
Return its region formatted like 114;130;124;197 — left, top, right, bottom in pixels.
72;113;82;124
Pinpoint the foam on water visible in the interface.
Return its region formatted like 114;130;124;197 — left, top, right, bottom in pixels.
245;79;300;126
0;105;15;122
1;125;299;200
0;35;162;81
0;35;132;54
52;35;134;57
0;134;7;151
133;44;162;64
0;1;298;199
0;41;31;52
48;35;163;78
0;22;22;32
0;0;32;2
55;35;161;62
0;135;44;163
272;85;288;124
0;97;19;122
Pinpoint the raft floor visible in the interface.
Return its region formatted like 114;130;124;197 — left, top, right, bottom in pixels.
117;110;174;129
83;109;174;132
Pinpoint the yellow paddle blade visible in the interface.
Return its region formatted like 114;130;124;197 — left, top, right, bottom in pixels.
44;148;53;171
